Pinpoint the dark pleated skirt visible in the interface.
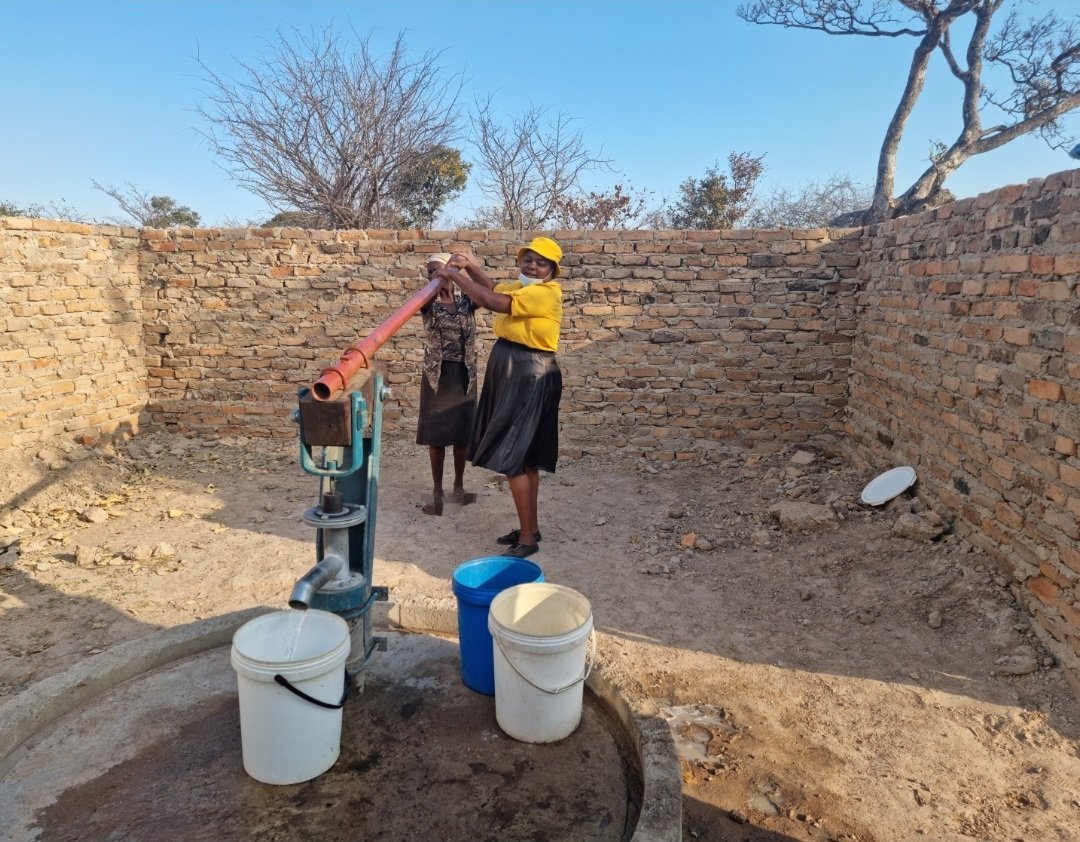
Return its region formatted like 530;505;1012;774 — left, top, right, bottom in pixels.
468;339;561;476
416;361;476;447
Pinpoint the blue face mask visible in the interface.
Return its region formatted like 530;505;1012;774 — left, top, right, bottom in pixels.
519;272;550;286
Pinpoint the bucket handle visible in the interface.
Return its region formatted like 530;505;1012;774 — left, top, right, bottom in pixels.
273;668;350;710
493;629;596;695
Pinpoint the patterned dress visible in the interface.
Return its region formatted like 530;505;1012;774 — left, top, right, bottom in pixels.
415;292;479;447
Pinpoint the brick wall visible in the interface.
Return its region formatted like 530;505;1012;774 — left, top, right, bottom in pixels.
137;227;862;458
0;218;145;449
3;170;1078;680
845;171;1080;679
557;230;861;460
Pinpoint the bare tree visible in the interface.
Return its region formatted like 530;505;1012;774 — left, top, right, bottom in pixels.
738;1;1080;221
197;27;463;228
0;198;84;222
551;184;653;229
92;181;200;227
747;173;874;227
470;98;611;230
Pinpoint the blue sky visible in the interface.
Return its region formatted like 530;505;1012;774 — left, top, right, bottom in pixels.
2;0;1077;226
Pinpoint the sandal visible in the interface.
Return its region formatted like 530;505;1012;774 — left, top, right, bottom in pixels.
496;528;541;546
504;541;539;558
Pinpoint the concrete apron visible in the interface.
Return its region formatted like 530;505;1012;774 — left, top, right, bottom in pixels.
0;600;678;842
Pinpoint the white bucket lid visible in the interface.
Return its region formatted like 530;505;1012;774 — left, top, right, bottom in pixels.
860;466;917;506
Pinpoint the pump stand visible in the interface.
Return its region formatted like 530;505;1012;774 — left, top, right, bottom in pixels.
292;369;390;687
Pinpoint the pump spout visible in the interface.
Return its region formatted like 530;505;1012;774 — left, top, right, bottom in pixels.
289;552;347;610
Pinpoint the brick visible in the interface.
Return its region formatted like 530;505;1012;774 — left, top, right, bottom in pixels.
1029;379;1064;401
1031;254;1055;274
1037;282;1073;301
1003;327;1031;346
1014;351;1045;371
1016;278;1039;297
994;501;1024;528
1053;253;1080;274
983;254;1029;274
1028;576;1060;606
989;457;1015;482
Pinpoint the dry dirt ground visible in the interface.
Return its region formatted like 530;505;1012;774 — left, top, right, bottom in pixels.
2;430;1080;842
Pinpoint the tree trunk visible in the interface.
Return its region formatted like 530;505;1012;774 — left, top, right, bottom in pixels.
871;29;942;222
871;4;976;223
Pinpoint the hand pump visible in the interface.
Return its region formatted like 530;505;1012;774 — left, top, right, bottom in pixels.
291;275;443;684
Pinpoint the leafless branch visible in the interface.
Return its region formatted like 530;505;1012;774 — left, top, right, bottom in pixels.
469;97;611;231
196;27;463;228
91;181;200;227
747;173;873;227
740;1;1080;220
737;0;927;37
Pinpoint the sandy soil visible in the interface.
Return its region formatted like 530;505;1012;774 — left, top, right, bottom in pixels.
2;430;1079;842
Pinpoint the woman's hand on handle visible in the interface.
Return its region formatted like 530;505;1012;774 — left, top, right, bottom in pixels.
430;253;507;312
448;252;497;291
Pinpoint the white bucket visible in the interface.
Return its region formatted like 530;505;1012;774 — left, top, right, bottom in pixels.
487;583;594;743
230;609;351;785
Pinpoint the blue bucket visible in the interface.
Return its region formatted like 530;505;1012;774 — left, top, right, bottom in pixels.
452;556;544;694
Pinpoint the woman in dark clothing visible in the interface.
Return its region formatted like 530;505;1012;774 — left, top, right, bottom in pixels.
434;237;564;557
416;253;479;515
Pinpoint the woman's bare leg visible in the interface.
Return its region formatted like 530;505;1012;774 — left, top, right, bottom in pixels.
508;468;540;543
452;444;467;494
428;445;445;500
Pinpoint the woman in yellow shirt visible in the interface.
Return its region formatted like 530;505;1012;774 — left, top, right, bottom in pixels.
436;237;564;558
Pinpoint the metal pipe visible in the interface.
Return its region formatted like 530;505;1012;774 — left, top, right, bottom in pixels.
288;552;347;610
311;276;443;401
